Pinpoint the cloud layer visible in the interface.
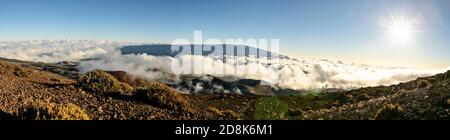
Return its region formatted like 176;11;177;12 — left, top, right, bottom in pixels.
1;40;448;90
0;39;133;63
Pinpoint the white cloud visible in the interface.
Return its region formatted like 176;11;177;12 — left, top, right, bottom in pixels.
0;39;134;63
1;39;448;90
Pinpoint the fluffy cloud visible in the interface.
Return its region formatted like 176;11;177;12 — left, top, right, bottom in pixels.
1;40;448;90
0;39;134;63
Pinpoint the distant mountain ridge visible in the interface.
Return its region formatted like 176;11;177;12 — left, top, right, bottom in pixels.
120;44;279;58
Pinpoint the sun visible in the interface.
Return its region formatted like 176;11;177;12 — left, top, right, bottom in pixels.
388;20;414;42
379;13;419;45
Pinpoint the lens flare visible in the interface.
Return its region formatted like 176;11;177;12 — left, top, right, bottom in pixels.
379;13;419;46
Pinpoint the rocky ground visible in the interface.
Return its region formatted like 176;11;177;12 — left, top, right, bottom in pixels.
0;61;190;120
0;58;449;120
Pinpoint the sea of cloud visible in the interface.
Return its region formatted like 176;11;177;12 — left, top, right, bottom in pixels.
1;40;448;90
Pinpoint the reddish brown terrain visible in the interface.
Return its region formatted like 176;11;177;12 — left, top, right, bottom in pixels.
0;58;449;120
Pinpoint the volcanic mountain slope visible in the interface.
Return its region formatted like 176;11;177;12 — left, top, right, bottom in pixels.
269;71;450;120
0;61;185;120
300;71;450;120
0;57;449;120
0;59;250;120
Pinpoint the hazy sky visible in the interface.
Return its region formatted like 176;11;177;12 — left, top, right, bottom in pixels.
1;0;449;68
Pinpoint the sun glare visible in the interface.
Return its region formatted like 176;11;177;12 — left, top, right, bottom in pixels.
379;13;419;45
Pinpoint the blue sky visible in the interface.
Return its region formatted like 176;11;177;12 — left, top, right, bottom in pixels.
0;0;449;68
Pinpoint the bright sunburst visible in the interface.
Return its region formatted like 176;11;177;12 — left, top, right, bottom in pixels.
379;13;419;45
